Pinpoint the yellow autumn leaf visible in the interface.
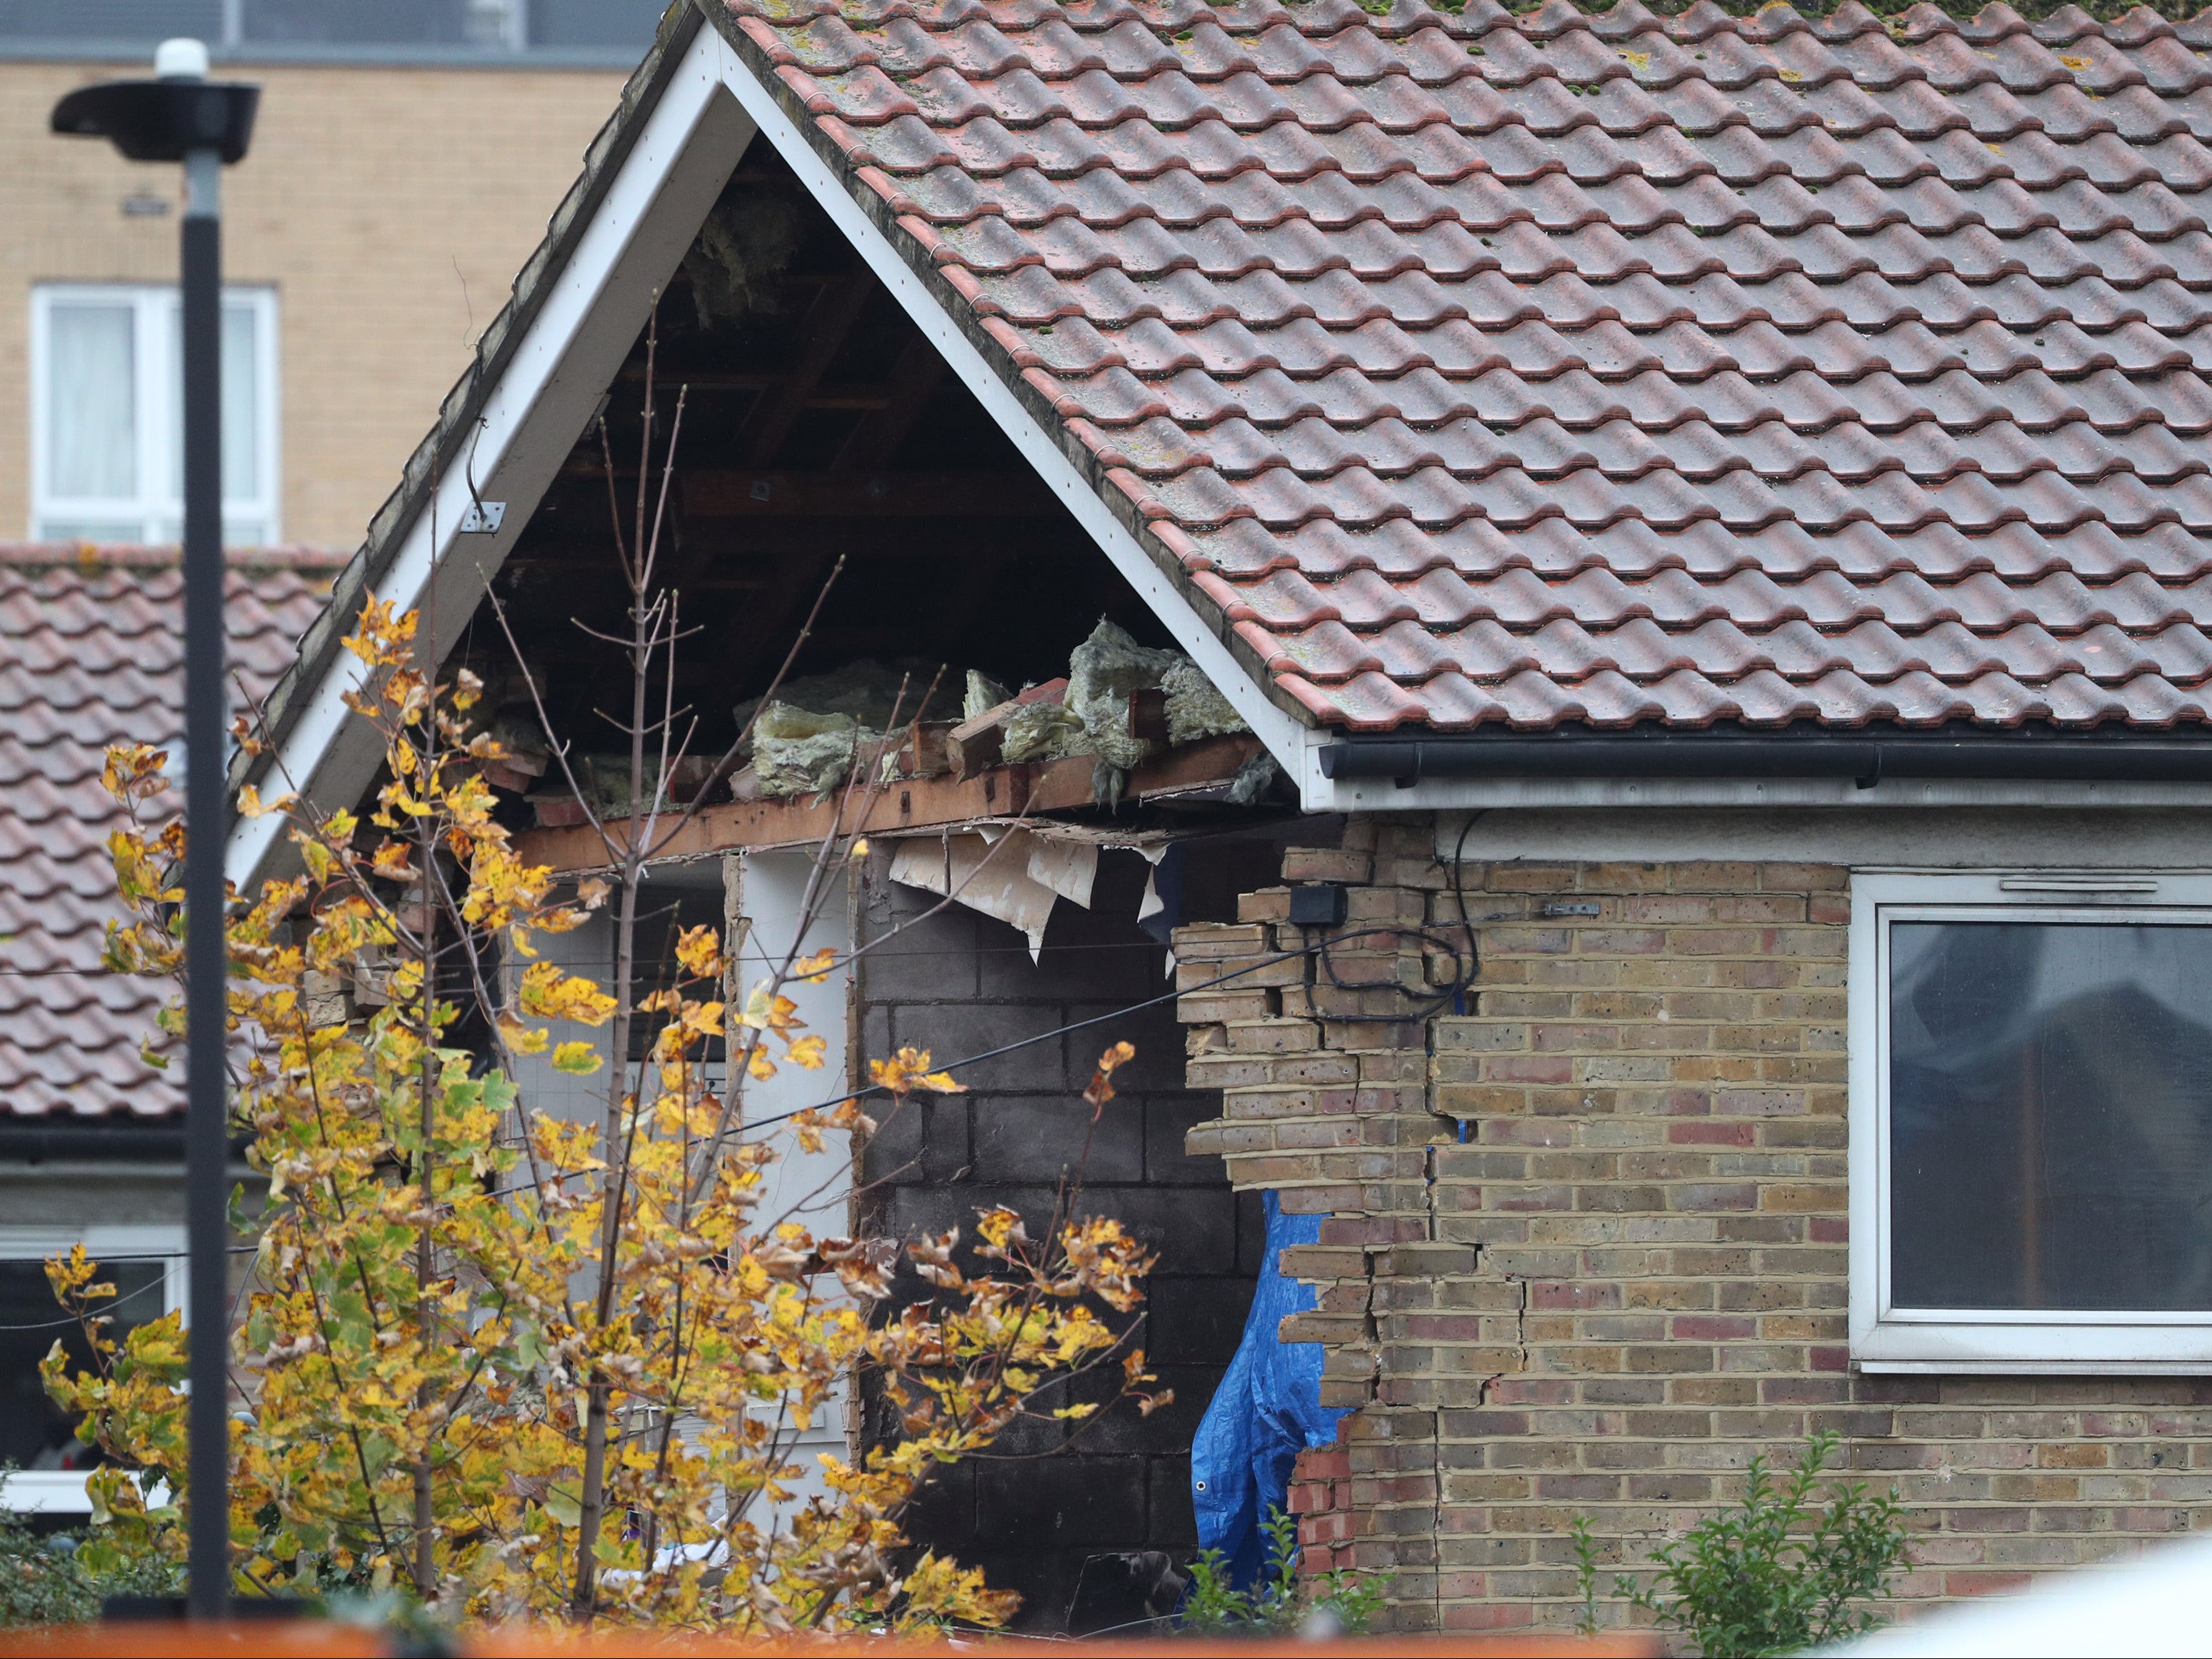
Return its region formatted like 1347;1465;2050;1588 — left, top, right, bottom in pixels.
518;961;617;1026
785;1035;827;1071
675;923;724;979
236;784;296;819
869;1047;966;1097
551;1042;603;1077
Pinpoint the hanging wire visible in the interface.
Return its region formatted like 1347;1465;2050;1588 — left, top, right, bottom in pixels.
0;1271;171;1332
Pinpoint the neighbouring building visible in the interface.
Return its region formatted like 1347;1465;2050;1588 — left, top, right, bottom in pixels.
0;542;341;1515
0;0;665;1518
0;0;664;550
226;0;2212;1638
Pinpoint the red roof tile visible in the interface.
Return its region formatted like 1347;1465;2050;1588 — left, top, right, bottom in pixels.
0;546;342;1117
729;0;2212;730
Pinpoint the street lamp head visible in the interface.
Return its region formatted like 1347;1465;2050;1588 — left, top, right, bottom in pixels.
50;39;257;165
154;37;212;81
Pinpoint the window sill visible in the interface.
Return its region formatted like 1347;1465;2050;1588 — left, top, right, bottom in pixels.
0;1471;92;1513
1858;1359;2212;1375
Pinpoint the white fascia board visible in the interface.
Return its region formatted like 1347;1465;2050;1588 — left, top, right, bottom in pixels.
1434;803;2212;868
699;30;1318;796
226;26;756;888
1360;774;2212;815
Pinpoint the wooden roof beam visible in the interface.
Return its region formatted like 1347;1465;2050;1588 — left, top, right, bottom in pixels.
512;736;1263;873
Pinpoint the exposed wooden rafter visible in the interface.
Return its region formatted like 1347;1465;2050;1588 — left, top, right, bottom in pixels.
681;471;1059;518
731;264;877;468
832;337;946;473
514;736;1263;873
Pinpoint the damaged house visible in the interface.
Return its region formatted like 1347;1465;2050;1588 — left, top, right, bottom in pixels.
227;0;2212;1634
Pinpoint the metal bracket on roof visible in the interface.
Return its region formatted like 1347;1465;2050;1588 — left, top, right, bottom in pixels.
458;501;506;534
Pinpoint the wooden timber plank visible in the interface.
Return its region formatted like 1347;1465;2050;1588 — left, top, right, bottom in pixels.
681;471;1059;518
514;736;1263;873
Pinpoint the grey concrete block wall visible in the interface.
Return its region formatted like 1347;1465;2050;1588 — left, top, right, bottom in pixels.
856;844;1266;1631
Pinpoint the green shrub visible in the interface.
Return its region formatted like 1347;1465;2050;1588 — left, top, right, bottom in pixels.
0;1480;181;1629
1180;1506;1390;1639
1573;1432;1910;1658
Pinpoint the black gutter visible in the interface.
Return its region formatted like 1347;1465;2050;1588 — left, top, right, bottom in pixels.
1320;734;2212;790
0;1123;216;1163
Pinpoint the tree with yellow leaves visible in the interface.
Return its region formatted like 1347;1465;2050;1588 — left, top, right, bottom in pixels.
46;326;1166;1630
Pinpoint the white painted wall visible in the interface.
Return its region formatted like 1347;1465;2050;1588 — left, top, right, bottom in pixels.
722;849;854;1515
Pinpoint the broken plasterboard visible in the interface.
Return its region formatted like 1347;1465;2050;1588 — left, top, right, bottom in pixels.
890;831;1068;961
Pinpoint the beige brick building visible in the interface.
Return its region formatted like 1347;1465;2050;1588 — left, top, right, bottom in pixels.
1178;816;2212;1637
0;55;627;549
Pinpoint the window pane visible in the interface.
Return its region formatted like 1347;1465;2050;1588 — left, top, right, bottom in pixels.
241;0;477;44
221;301;261;502
37;521;148;546
0;1258;166;1473
0;1;223;45
164;297;268;513
529;0;664;49
1890;921;2212;1312
45;302;138;502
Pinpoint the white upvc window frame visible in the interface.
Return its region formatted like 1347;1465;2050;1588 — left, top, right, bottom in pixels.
29;283;281;546
0;1225;186;1515
1850;868;2212;1374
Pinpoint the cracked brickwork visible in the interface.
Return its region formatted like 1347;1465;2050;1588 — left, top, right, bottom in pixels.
1178;816;2212;1638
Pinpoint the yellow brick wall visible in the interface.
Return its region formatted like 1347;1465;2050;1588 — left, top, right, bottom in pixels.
1178;819;2212;1638
0;59;626;549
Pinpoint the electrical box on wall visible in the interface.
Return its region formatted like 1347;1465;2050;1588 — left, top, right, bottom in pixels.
1288;883;1348;927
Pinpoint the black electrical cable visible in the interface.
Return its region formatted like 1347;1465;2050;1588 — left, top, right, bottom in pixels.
1449;810;1483;1015
0;1272;170;1331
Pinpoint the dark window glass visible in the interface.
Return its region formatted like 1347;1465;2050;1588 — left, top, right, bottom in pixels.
1890;921;2212;1312
241;0;476;46
0;0;222;43
529;0;664;49
0;1258;166;1475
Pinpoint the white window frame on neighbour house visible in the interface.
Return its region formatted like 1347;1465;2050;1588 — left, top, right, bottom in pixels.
29;284;280;547
1850;868;2212;1374
0;1225;186;1514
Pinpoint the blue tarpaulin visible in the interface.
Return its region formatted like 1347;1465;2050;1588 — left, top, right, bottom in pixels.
1189;1190;1349;1588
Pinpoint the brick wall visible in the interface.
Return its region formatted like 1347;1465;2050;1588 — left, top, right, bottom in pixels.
0;61;623;546
1178;819;2212;1638
856;845;1263;1632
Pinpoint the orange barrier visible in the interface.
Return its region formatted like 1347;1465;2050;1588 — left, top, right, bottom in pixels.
1;1625;1659;1658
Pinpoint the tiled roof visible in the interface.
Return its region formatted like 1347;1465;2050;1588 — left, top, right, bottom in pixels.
726;0;2212;731
0;546;343;1118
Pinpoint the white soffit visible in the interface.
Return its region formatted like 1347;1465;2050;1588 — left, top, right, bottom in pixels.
227;23;754;888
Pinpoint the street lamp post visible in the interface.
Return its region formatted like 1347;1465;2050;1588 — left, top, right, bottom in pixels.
52;41;259;1623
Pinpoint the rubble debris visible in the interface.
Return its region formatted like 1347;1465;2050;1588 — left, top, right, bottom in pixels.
1163;660;1248;748
699;633;1249;806
866;721;955;782
753;703;869;798
947;678;1075;778
1226;750;1283;807
964;670;1010;722
682;189;806;329
532;753;716;824
1066;621;1183;773
1000;695;1085;763
732;660;953;799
